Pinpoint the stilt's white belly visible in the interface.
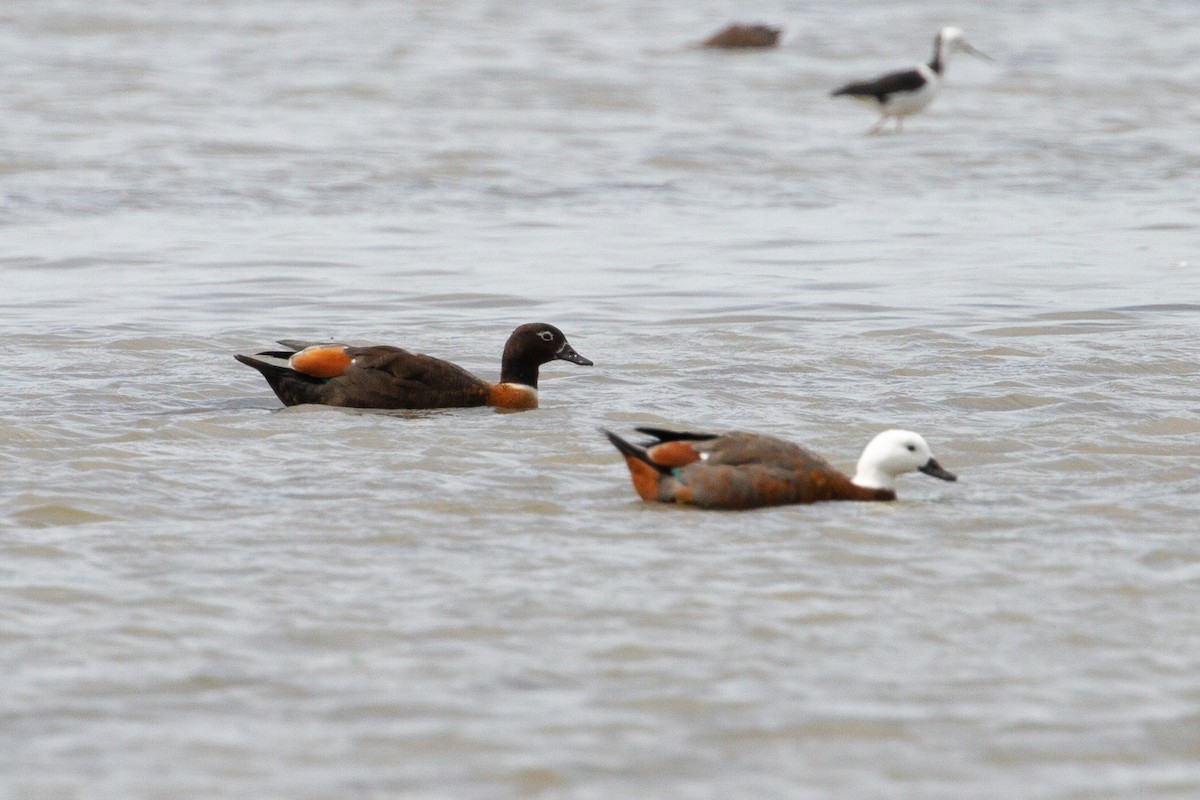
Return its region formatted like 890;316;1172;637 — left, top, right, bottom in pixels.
884;68;940;116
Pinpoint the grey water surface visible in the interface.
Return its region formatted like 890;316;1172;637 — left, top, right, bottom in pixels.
3;1;1200;798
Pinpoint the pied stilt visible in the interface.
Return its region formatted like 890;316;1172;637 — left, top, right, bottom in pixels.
831;27;991;134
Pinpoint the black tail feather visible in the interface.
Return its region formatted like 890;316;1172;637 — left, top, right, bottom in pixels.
277;339;332;352
601;428;672;475
635;426;719;445
234;353;292;378
235;353;326;407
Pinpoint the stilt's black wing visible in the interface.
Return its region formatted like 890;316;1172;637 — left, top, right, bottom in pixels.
831;68;925;101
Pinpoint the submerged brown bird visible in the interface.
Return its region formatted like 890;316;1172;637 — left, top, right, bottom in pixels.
700;23;781;49
604;427;956;510
236;323;592;410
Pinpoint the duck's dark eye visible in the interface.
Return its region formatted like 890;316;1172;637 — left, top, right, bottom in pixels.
906;444;917;452
538;331;554;341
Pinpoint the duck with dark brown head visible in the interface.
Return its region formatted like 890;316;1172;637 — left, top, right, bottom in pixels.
236;323;592;410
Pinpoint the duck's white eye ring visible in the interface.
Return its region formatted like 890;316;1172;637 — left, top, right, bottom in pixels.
538;331;554;341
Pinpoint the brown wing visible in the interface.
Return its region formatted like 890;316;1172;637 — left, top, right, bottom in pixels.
693;433;833;470
325;346;492;409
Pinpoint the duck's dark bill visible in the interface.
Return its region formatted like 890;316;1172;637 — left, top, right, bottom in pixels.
919;458;957;482
556;343;593;366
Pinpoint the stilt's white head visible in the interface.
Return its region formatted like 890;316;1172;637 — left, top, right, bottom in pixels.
936;27;992;64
